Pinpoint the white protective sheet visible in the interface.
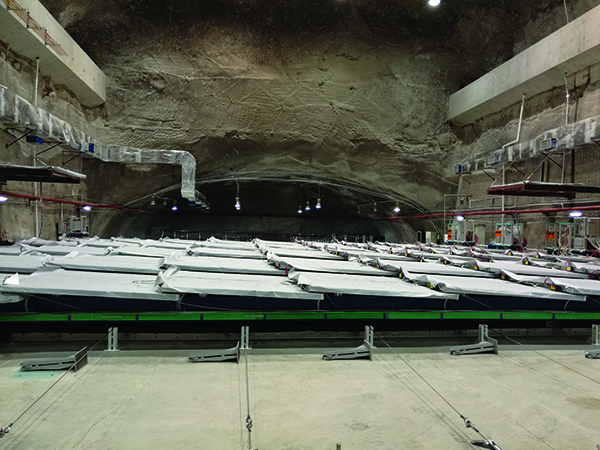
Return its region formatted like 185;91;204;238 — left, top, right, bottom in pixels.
0;267;180;301
115;246;188;258
161;255;284;276
0;273;26;304
0;255;52;273
269;255;393;276
194;238;258;250
21;244;111;256
0;246;27;255
371;258;495;278
261;246;344;260
187;247;266;259
157;268;323;300
49;254;163;274
476;260;589;279
289;272;459;300
406;273;586;301
498;270;600;296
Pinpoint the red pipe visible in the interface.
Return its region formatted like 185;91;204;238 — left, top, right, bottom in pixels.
373;205;600;220
0;190;154;214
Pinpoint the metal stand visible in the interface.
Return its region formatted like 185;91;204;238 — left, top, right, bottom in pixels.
189;342;241;363
451;325;498;356
21;347;88;371
585;324;600;358
471;439;502;450
106;327;119;351
323;326;374;360
241;325;250;350
188;326;249;363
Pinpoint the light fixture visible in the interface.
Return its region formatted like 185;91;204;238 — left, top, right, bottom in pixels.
163;199;167;206
428;0;441;6
235;196;241;210
298;205;303;214
394;201;400;213
373;202;377;212
150;195;156;206
171;204;178;211
315;184;321;209
305;201;311;211
570;211;583;217
0;195;7;202
82;205;91;211
456;215;465;221
235;179;241;210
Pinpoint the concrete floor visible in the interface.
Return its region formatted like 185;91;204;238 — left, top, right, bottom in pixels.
1;342;600;450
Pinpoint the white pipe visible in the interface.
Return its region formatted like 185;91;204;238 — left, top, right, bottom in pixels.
502;93;526;151
564;73;570;126
34;57;39;108
563;0;570;23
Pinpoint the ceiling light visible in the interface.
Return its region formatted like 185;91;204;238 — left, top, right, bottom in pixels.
82;205;91;211
163;199;167;206
315;198;321;209
171;205;178;211
235;196;241;210
394;201;400;213
570;211;583;217
298;205;303;214
456;215;465;221
150;196;156;206
0;195;7;202
305;201;311;211
428;0;441;6
373;202;377;212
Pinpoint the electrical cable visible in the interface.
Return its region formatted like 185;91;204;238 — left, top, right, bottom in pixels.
374;330;492;442
489;328;600;389
1;331;110;440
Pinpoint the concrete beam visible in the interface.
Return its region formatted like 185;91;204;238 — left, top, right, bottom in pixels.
449;4;600;126
0;0;106;106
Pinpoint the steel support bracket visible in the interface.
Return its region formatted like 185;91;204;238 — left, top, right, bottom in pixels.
20;347;88;371
471;439;503;450
451;325;498;356
323;326;375;360
188;342;241;363
106;327;119;351
585;351;600;359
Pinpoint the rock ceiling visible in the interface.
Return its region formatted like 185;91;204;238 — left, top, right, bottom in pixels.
33;0;583;238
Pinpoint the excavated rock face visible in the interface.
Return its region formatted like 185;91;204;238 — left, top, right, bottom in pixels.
34;0;576;240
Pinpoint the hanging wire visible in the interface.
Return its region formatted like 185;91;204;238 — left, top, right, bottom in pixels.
244;346;253;450
374;330;491;441
1;331;110;440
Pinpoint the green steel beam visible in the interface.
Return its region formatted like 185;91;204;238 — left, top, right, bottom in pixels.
1;311;600;323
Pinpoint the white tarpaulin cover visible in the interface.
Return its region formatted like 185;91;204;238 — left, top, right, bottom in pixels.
406;273;586;301
115;246;188;258
48;254;163;274
187;247;266;259
288;272;459;299
476;260;589;278
0;267;180;301
157;267;322;300
161;255;284;276
0;273;26;304
498;270;600;295
370;258;495;278
268;255;393;276
21;244;111;256
0;255;52;273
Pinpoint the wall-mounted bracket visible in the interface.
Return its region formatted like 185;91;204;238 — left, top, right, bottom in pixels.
471;439;502;450
451;325;498;356
323;326;374;360
20;347;88;371
5;129;34;148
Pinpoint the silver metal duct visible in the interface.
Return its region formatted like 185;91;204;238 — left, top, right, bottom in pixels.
0;84;200;204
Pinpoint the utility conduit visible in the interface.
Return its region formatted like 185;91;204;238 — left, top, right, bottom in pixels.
0;85;201;205
374;204;600;220
0;190;155;214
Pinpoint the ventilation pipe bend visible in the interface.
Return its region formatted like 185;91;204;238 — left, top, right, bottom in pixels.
0;85;200;205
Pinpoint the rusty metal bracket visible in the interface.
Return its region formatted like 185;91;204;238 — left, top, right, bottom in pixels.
5;129;33;148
